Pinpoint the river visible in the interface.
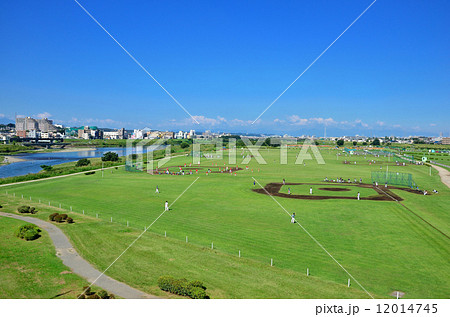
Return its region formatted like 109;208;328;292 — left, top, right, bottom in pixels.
0;147;148;178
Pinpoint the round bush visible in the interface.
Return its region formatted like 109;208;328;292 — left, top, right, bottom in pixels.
66;217;74;224
17;205;30;213
54;215;64;223
49;213;59;221
97;290;109;299
16;224;41;241
189;287;208;299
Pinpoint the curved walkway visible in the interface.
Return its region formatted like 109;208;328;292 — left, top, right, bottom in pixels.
431;164;450;189
0;212;158;299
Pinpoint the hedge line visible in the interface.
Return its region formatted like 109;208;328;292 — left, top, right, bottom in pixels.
158;276;209;299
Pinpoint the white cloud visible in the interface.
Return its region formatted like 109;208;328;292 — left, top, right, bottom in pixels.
288;115;309;125
36;112;52;119
430;123;437;127
0;113;5;118
376;121;385;126
354;119;369;128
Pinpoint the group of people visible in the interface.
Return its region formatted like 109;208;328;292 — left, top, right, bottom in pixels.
324;177;362;184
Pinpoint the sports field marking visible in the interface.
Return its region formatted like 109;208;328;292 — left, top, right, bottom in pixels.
251;0;377;124
72;0;199;124
252;176;375;299
77;176;200;298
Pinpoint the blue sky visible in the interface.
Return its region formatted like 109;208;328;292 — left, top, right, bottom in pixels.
1;0;449;136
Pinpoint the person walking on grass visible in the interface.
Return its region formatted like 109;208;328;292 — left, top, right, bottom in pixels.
357;192;360;200
155;185;159;194
291;212;296;224
310;187;313;195
164;201;169;211
288;187;291;195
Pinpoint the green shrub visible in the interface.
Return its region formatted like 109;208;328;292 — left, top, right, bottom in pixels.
49;213;59;221
85;171;95;175
83;286;93;296
60;214;68;221
188;280;206;290
54;215;64;223
97;290;109;299
30;207;38;214
102;152;119;162
15;224;41;241
158;276;209;299
108;294;115;299
188;287;208;299
40;164;53;171
171;278;189;296
66;217;74;224
76;158;91;167
158;276;175;292
77;294;85;299
86;294;100;299
17;205;30;213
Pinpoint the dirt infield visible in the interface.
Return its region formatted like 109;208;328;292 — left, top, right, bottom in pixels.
253;182;426;201
152;165;243;175
318;187;350;192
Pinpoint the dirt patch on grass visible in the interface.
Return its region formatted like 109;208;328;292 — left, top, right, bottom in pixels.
253;182;426;201
318;187;350;192
152;165;243;174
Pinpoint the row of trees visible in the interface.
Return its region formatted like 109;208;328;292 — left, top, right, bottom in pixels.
336;138;381;147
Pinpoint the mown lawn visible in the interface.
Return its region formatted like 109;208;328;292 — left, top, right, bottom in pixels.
2;148;449;298
0;215;94;298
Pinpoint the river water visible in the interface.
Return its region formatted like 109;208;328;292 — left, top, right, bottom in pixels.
0;147;147;178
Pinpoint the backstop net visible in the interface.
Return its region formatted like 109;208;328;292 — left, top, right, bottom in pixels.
125;162;144;172
371;171;415;187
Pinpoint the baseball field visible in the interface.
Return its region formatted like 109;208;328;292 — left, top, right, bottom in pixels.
1;147;449;298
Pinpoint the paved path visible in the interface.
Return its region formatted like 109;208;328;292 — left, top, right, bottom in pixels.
0;212;158;299
431;164;450;189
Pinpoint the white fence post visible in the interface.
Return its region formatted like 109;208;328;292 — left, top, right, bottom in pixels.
347;279;350;287
127;221;129;227
70;206;72;211
110;217;112;222
164;231;166;237
82;210;85;215
270;258;273;266
239;250;241;258
307;268;309;276
96;213;98;218
186;236;188;243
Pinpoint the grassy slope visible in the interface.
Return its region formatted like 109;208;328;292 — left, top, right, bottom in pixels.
2;148;449;298
0;215;93;298
0;197;368;299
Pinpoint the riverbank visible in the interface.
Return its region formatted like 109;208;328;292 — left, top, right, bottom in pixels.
3;155;27;163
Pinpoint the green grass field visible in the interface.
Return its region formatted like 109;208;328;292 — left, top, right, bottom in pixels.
0;216;94;298
1;148;449;298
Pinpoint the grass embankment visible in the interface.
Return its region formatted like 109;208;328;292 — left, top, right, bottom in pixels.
0;214;94;298
0;196;369;299
3;149;449;298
